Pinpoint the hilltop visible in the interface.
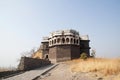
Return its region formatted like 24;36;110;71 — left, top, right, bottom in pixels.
35;58;120;80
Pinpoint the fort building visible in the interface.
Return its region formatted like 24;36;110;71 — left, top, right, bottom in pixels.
33;29;90;63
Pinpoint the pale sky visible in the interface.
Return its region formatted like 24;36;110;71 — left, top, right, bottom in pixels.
0;0;120;67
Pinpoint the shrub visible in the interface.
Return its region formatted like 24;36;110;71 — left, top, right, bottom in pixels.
80;52;88;60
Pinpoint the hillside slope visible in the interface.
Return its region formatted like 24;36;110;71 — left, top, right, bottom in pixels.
36;58;120;80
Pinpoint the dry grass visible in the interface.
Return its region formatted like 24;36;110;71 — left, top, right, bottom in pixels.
32;50;43;59
0;67;16;72
0;67;10;72
113;74;120;80
70;58;120;76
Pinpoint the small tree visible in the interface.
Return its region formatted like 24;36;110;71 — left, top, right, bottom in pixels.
20;48;36;57
80;52;88;60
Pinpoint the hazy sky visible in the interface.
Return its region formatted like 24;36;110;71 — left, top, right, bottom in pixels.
0;0;120;67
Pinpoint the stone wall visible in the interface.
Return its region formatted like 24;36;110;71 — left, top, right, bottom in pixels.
49;45;80;62
71;45;80;59
49;46;57;63
56;45;71;62
18;57;51;71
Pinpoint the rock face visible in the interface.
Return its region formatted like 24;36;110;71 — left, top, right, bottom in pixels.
18;57;51;71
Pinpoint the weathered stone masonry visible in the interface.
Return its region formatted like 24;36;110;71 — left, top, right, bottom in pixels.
18;57;51;71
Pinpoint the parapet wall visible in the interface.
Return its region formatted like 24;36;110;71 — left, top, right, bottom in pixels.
18;57;51;71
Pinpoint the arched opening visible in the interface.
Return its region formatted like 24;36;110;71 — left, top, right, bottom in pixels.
45;55;49;60
49;41;51;45
62;38;65;43
52;40;53;45
54;39;56;44
74;39;76;44
57;38;60;43
71;38;73;43
76;39;79;44
66;38;69;43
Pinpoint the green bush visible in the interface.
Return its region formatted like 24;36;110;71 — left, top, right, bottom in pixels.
80;52;88;60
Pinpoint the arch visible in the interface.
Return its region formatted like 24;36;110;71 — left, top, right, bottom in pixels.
71;38;73;43
49;41;51;45
66;38;69;43
52;40;53;44
46;55;48;58
57;38;60;43
62;38;65;43
54;39;56;44
74;39;76;44
45;55;49;60
75;39;77;44
76;39;79;44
